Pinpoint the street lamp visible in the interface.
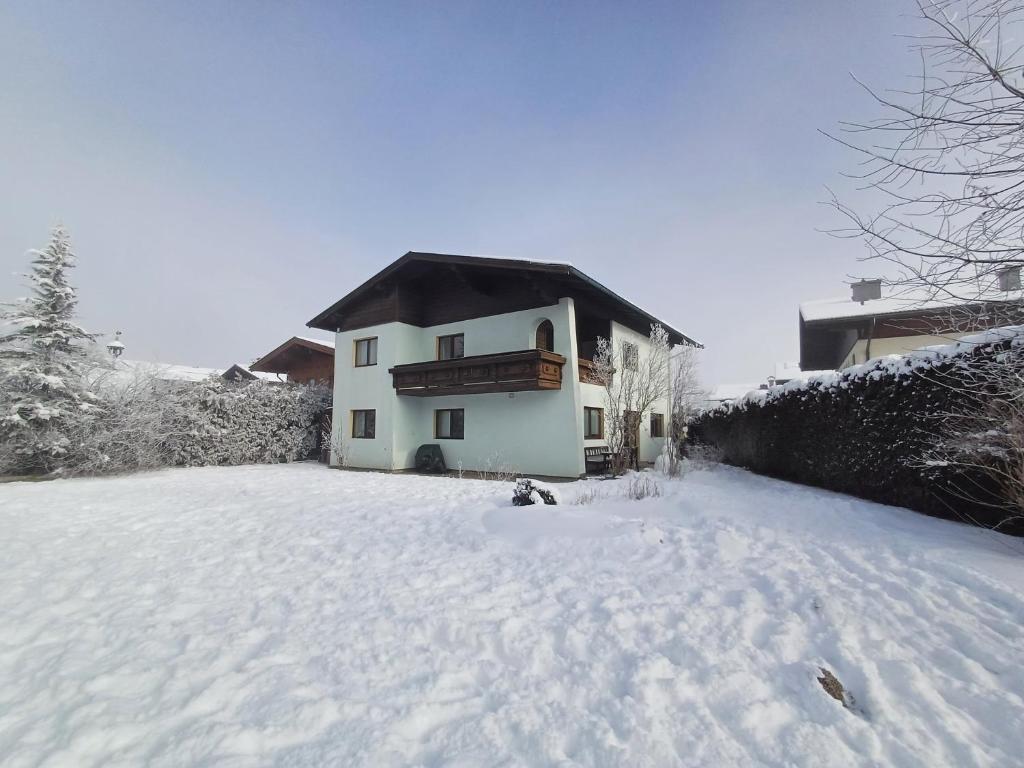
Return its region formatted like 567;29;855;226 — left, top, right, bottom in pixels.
106;331;125;359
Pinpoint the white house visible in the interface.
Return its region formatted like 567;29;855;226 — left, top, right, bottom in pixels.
307;252;698;479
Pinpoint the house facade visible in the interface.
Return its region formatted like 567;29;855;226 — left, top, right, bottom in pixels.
308;252;696;478
799;274;1024;371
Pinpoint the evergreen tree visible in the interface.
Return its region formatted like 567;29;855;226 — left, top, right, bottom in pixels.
0;227;100;474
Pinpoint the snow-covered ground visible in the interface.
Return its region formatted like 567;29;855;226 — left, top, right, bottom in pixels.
1;464;1022;767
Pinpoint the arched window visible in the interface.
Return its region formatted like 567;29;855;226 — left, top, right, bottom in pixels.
536;320;554;352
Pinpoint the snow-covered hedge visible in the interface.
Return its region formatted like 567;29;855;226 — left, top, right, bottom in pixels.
166;379;330;468
1;374;330;477
690;327;1023;532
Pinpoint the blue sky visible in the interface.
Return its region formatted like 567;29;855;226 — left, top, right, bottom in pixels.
0;1;913;384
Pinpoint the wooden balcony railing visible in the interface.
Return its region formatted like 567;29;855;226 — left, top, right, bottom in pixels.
389;349;566;397
578;358;603;385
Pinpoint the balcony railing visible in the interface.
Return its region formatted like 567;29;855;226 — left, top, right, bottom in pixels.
578;358;604;385
389;349;566;397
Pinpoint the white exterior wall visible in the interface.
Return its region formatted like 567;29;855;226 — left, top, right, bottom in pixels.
331;299;588;478
607;321;672;465
840;333;969;368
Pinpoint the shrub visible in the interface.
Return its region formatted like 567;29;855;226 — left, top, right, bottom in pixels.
513;478;559;506
625;473;661;500
689;332;1021;533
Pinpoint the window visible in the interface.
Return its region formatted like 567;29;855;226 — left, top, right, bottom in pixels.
623;342;639;371
351;409;375;439
354;337;378;367
650;413;665;438
584;407;603;439
536;320;554;352
437;333;465;361
435;408;464;439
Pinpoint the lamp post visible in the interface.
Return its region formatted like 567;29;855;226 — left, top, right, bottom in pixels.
106;331;125;359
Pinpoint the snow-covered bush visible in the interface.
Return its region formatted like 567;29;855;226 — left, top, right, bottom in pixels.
512;478;559;506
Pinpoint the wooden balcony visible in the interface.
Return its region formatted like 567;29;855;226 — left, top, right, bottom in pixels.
578;358;603;385
389;349;566;397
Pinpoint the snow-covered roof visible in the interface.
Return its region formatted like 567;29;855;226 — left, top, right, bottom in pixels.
222;364;284;383
773;362;802;381
706;383;762;403
116;359;222;383
800;289;1024;324
294;335;335;350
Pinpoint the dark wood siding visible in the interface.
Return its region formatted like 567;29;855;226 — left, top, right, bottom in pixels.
335;267;555;332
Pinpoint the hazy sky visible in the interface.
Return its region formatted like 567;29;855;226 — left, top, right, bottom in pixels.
0;0;916;385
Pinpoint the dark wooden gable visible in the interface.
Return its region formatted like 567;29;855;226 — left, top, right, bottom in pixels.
309;252;698;346
319;259;560;332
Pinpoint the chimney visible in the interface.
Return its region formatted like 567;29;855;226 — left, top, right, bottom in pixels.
998;265;1021;292
850;279;882;303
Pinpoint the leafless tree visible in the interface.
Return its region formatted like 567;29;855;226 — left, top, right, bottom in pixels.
828;0;1024;302
829;1;1024;527
670;345;706;441
592;324;671;475
914;335;1024;531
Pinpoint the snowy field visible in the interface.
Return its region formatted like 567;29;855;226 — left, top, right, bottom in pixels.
2;464;1023;767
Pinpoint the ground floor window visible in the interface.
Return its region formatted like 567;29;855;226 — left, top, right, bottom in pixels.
584;407;603;439
650;412;665;438
435;408;464;439
352;409;375;439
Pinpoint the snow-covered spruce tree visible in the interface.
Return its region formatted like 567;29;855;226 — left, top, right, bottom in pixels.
0;227;102;475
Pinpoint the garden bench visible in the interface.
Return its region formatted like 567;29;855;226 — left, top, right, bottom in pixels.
584;445;613;474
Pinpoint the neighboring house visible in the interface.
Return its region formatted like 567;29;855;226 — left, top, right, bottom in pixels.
221;364;284;383
799;270;1024;371
703;364;803;411
772;362;802;385
249;336;336;386
306;251;697;478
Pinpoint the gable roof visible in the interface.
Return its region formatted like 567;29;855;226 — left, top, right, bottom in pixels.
800;288;1024;324
307;251;699;347
221;364;284;383
250;335;336;374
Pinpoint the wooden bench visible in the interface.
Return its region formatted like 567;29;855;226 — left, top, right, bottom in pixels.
584;445;612;474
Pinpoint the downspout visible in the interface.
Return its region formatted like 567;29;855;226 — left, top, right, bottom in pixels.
865;316;876;361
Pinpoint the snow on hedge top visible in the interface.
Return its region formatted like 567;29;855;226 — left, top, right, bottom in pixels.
719;324;1024;412
800;289;1024;323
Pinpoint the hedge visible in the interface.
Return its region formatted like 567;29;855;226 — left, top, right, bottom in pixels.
689;331;1022;535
